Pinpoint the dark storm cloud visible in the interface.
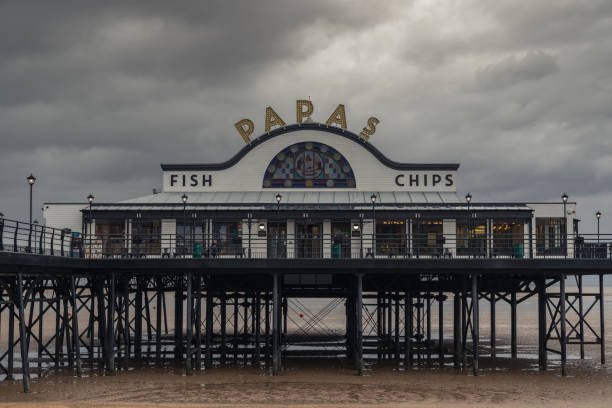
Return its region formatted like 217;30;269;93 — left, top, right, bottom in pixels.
0;0;611;232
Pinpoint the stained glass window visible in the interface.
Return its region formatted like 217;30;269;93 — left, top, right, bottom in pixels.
262;142;356;188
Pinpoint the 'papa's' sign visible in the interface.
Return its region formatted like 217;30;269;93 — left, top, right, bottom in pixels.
235;100;380;144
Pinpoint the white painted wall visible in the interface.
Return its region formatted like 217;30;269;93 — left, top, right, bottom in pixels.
162;129;456;193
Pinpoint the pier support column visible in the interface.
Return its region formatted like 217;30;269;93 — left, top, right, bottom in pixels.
453;290;460;369
538;278;547;370
578;275;585;359
438;292;444;367
17;274;30;393
135;278;143;361
155;277;162;366
254;293;261;366
490;292;496;359
205;286;213;368
272;273;281;375
108;274;116;375
405;292;413;368
195;276;202;370
355;274;364;374
70;276;82;377
185;273;192;376
461;277;467;369
511;291;517;359
471;274;479;376
221;294;227;366
560;275;567;376
174;277;183;362
600;273;606;365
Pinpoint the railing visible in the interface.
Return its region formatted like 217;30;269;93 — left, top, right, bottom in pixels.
2;217;611;260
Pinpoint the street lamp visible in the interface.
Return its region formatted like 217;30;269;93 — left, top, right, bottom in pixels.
87;194;94;258
26;174;36;253
182;194;188;257
596;211;601;245
371;194;377;257
276;193;282;213
562;193;568;258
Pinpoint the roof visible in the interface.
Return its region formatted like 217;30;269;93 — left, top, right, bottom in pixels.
160;123;460;172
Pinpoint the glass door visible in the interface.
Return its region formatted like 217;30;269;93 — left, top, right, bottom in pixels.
296;222;322;258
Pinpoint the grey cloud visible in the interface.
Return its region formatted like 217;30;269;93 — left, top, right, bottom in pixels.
474;52;558;91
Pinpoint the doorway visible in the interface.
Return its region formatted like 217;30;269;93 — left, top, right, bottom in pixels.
296;222;322;258
268;221;287;258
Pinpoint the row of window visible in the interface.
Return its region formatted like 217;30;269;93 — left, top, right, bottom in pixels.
93;217;567;257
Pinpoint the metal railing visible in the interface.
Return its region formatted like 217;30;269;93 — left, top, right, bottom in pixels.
2;217;611;260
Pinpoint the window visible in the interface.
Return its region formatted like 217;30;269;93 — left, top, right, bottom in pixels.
95;220;126;256
536;217;566;255
133;220;161;256
376;220;407;256
213;221;243;256
456;221;486;256
492;220;524;257
412;220;442;256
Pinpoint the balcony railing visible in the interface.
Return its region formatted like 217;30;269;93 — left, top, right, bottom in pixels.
1;217;611;260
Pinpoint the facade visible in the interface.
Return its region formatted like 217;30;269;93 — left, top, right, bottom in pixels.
43;122;577;259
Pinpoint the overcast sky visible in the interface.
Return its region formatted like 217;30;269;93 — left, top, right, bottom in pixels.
1;1;611;233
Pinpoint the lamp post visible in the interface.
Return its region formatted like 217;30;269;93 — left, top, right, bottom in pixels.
596;211;601;245
562;193;568;258
371;194;377;257
26;174;36;252
465;193;472;257
276;193;282;213
182;194;188;258
87;194;94;258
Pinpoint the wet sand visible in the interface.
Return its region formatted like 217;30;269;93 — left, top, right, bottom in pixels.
1;287;611;407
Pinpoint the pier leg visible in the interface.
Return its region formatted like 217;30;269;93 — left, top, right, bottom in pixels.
38;285;43;372
461;278;467;369
426;293;431;363
155;277;162;366
272;274;281;375
264;294;269;365
511;291;517;359
438;292;444;367
490;292;496;359
405;292;413;368
355;274;363;374
17;274;31;393
185;274;193;376
453;290;460;369
70;276;82;377
205;288;213;368
395;292;400;364
8;303;15;379
376;294;382;362
560;276;567;376
108;274;116;374
175;277;183;362
471;274;479;376
538;279;547;370
221;294;227;366
233;294;238;364
578;275;585;359
600;273;606;365
135;278;143;361
195;277;202;371
254;293;261;367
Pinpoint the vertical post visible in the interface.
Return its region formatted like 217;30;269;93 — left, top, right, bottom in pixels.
185;273;193;376
221;294;227;366
538;278;547;370
461;278;467;369
254;293;261;366
233;294;238;363
272;273;280;375
471;274;479;376
355;274;363;374
205;287;213;368
175;277;183;361
438;292;444;367
405;292;413;368
135;278;143;361
195;276;202;371
453;289;460;369
511;291;517;359
395;292;400;363
600;273;606;365
8;303;14;379
17;274;31;392
578;275;585;359
108;273;116;374
560;275;567;376
156;277;162;366
264;294;270;364
70;276;82;377
490;292;496;359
